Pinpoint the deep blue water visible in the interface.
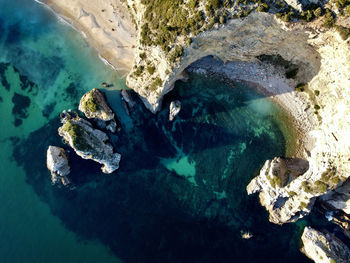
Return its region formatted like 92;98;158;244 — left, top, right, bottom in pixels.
0;1;317;263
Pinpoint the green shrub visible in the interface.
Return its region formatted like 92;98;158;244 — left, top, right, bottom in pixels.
134;66;144;76
314;180;328;193
296;83;307;92
331;176;340;185
313;7;322;17
62;121;91;152
336;25;350;40
257;3;269;12
139;52;146;59
314;104;320;110
302;181;313;193
314;90;320;96
83;96;98;112
150;77;163;91
147;65;156;75
288;191;297;197
299;201;308;209
323;9;335;28
334;0;350;8
345;5;350;16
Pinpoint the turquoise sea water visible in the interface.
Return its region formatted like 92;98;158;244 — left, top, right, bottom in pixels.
0;1;317;262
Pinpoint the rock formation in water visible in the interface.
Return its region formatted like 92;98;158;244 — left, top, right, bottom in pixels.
247;157;314;224
46;146;71;186
58;111;121;174
169;100;181;122
321;179;350;215
120;89;137;115
301;226;350;263
79;88;117;132
46;0;350;231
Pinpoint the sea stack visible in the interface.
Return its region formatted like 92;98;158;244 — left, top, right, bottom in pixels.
79;88;118;132
58;111;121;174
46;146;71;186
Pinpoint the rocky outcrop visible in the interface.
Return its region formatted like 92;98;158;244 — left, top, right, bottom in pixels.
169;100;181;122
301;227;350;263
321;179;350;214
120;89;137;115
58;112;121;174
247;157;315;224
46;146;71;186
79;88;117;132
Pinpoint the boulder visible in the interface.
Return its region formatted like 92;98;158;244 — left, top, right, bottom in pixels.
301;226;350;263
58;112;121;174
46;146;71;186
169;100;181;121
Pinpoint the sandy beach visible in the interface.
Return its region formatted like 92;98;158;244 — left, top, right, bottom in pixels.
39;0;137;74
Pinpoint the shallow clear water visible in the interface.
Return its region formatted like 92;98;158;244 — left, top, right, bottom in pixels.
0;1;314;263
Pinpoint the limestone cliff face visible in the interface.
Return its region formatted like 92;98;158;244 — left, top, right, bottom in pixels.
126;12;320;113
301;227;350;263
44;0;350;226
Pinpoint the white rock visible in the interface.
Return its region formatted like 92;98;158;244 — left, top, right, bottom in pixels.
169;100;181;121
46;146;71;186
301;227;350;263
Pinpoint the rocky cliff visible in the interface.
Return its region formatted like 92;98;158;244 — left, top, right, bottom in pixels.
301;226;350;263
45;0;350;228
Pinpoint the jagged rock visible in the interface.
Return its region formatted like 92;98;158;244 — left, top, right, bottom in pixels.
301;227;350;263
169;100;181;121
120;89;137;116
121;89;136;108
79;88;118;132
58;112;121;174
320;179;350;214
247;157;313;224
46;146;71;186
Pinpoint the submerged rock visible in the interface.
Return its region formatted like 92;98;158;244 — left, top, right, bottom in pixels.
46;146;71;186
169;100;181;122
58;112;121;174
240;230;253;239
301;227;350;263
79;88;118;132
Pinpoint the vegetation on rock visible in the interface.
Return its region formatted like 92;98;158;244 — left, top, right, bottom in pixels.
82;95;99;113
61;121;91;152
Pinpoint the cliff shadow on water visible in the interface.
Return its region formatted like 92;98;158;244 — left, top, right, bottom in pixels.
12;69;312;263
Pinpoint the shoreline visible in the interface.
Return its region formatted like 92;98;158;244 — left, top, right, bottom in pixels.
36;0;137;75
186;57;310;159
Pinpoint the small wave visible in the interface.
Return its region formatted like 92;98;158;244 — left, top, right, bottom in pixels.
98;54;117;70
